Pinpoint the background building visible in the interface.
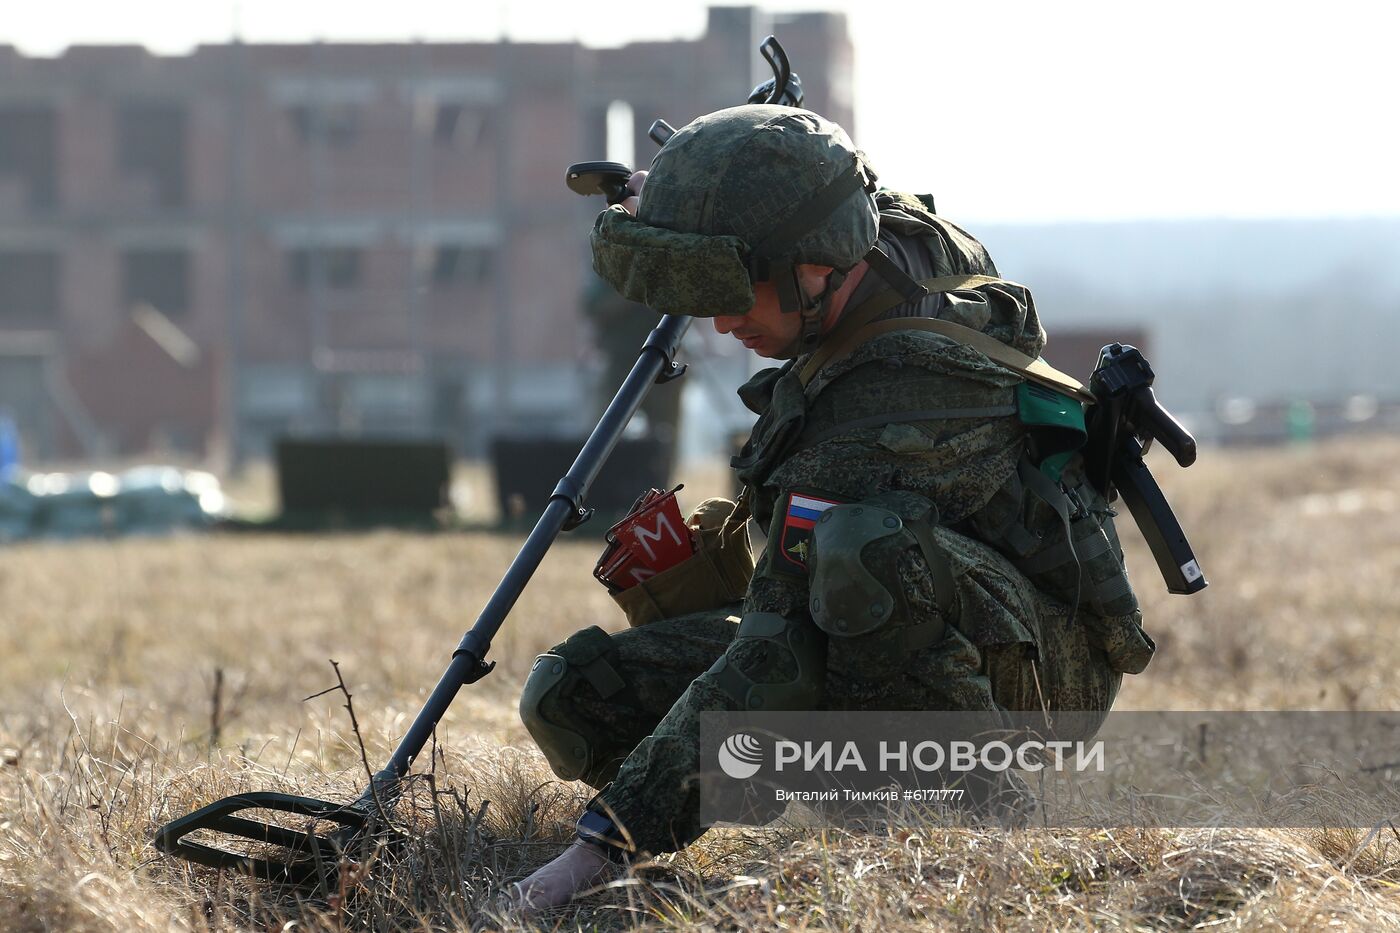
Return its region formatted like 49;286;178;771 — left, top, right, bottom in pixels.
0;6;853;463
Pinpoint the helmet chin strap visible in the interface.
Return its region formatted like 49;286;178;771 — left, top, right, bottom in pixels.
774;244;924;357
771;264;846;357
797;267;846;353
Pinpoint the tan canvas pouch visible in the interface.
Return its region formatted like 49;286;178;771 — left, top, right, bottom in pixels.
612;497;754;627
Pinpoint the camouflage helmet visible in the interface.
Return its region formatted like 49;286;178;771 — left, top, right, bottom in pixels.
640;105;878;276
590;104;881;341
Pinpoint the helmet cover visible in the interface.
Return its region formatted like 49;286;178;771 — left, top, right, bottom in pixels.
590;104;878;317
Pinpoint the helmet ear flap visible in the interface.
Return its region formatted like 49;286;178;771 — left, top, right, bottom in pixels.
590;207;756;316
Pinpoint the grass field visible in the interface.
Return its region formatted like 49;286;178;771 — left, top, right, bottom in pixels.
3;436;1400;931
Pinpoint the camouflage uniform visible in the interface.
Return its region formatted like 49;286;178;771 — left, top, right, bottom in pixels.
521;107;1155;856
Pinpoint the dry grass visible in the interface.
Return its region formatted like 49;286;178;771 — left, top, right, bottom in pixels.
4;436;1400;930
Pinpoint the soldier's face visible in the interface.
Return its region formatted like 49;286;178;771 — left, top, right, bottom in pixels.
710;282;802;358
711;265;833;359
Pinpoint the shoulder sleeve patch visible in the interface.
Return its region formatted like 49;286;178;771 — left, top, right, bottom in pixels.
764;488;848;579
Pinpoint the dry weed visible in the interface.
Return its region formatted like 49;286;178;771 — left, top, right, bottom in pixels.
4;437;1400;930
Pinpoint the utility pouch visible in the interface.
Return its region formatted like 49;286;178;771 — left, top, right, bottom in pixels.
1078;607;1156;675
611;497;755;627
986;456;1140;620
965;380;1139;621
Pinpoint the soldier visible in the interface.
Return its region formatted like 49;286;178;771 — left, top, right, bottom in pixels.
505;104;1156;913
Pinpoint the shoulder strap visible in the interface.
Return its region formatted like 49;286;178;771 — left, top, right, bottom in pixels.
848;317;1095;403
799;274;1000;385
798;275;1094;404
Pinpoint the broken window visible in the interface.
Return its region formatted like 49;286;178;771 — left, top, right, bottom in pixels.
121;249;190;316
288;247;361;289
117;102;186;207
0;106;57;209
0;251;60;318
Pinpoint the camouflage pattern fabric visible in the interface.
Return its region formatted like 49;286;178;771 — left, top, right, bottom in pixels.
636;105;877;272
590;208;756;317
522;611;742;788
589;104;880;317
526;197;1152;856
533;535;1050;853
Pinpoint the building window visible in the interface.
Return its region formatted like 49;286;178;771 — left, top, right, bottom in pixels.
0;106;57;210
0;251;60;318
432;104;492;148
432;103;461;145
288;247;361;289
430;246;492;287
117;102;187;207
287;104;359;147
122;249;190;316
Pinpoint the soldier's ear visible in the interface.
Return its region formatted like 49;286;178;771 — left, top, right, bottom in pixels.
795;263;835;293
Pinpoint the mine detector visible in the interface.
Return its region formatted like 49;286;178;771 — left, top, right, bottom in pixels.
153;37;1205;890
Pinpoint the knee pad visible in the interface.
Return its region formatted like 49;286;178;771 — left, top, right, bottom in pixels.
699;611;826;710
519;626;626;782
807;490;958;680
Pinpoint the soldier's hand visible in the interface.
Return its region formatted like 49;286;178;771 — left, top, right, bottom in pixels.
620;170;648;216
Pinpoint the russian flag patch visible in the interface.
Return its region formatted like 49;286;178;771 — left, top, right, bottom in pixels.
775;490;843;573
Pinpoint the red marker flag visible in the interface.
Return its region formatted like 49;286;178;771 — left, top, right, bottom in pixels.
593;486;696;592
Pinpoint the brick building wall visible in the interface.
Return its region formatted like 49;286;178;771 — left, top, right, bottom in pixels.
0;7;853;462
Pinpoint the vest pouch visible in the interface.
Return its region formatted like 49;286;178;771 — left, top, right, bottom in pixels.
978;455;1141;621
611;497;754;627
1013;590;1122;730
1010;383;1138;617
1032;470;1138;619
1078;607;1156;675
